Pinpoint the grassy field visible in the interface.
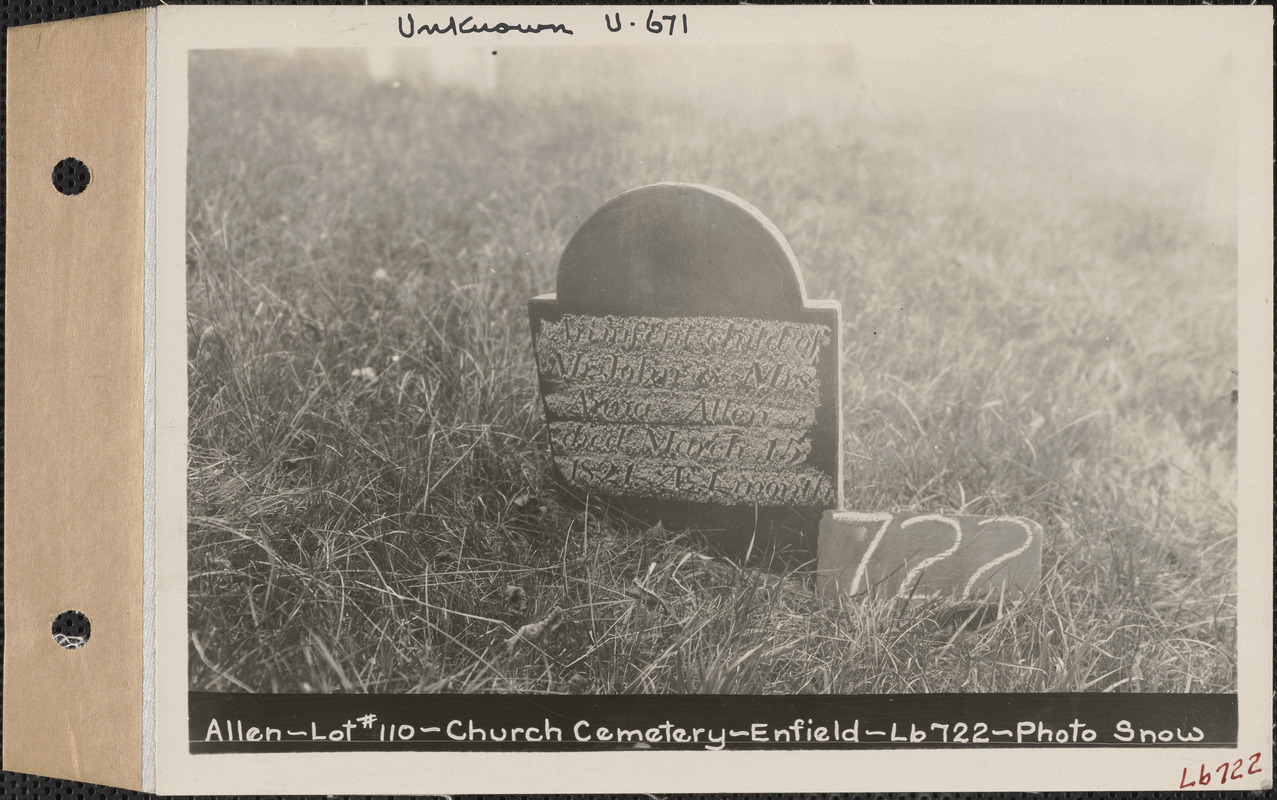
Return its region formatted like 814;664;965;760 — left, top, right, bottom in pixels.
186;49;1237;694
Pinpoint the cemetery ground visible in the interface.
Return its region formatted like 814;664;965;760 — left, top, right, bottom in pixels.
187;51;1237;694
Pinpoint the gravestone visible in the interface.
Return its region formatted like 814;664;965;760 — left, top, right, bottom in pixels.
817;511;1042;603
529;183;842;557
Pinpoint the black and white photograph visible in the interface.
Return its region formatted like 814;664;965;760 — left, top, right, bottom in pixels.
2;3;1268;795
183;13;1244;706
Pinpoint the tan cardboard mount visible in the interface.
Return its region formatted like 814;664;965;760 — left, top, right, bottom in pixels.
5;10;149;791
2;6;1272;797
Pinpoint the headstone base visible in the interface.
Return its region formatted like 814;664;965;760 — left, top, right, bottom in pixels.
550;477;821;564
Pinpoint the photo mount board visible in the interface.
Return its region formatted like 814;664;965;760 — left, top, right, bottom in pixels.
0;5;1272;796
4;9;150;791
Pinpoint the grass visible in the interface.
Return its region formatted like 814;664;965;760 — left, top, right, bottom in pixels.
186;49;1237;694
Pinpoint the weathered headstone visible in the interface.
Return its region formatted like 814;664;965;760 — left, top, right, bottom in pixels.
817;511;1043;602
529;183;842;556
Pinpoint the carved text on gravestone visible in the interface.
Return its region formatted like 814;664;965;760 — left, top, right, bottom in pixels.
534;313;837;507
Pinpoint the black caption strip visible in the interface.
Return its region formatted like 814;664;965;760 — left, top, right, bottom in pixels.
191;692;1236;753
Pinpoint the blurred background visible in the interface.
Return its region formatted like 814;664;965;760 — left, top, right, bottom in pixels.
358;34;1237;242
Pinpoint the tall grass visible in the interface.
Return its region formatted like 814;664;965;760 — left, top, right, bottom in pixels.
187;50;1236;694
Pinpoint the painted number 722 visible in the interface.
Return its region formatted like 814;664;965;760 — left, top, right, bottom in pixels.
1180;753;1262;787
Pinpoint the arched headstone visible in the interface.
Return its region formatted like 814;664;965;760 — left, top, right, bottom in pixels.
529;183;842;556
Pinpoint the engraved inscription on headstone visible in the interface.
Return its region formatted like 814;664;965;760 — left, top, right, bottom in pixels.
537;314;835;507
529;183;842;547
817;511;1043;603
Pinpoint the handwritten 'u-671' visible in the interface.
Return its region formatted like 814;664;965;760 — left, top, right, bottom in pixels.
398;14;573;38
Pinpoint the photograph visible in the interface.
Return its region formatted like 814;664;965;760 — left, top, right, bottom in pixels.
185;29;1238;698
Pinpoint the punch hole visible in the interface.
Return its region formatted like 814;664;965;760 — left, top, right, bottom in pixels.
51;157;91;196
52;610;91;650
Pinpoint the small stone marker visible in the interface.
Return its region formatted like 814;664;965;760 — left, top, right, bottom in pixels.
529;183;842;554
817;511;1042;602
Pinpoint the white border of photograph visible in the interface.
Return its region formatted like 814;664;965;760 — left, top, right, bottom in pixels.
153;5;1273;794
